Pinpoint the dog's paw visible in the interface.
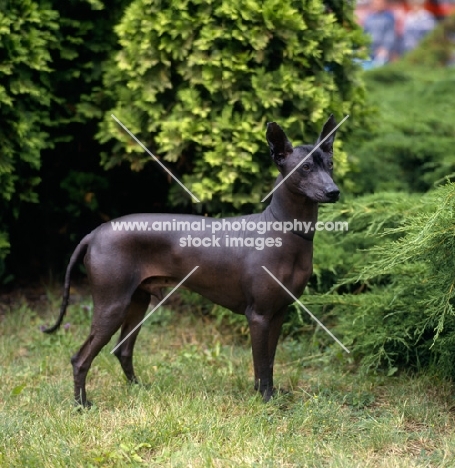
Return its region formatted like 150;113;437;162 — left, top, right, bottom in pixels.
74;399;93;411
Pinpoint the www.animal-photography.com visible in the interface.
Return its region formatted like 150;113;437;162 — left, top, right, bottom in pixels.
2;1;455;466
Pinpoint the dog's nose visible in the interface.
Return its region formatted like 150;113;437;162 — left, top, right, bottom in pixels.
325;189;340;201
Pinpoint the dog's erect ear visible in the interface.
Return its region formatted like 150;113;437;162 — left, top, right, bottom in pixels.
266;122;293;167
316;114;337;154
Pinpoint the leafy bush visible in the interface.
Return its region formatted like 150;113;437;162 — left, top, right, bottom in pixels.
0;0;130;282
0;0;59;282
98;0;369;213
306;184;455;377
281;192;423;343
343;65;455;195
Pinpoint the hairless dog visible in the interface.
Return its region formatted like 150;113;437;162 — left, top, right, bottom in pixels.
43;116;340;407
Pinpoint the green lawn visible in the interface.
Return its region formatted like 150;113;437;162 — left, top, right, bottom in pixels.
1;297;455;467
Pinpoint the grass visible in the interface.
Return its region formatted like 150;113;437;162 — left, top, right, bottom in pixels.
1;295;455;467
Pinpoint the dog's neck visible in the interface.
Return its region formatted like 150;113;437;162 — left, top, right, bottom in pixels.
264;176;318;242
266;176;318;223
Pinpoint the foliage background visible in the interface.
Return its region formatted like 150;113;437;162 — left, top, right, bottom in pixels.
308;185;455;377
342;65;455;194
97;0;368;212
1;0;131;281
0;0;58;282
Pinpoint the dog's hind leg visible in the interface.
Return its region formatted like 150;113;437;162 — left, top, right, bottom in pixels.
113;289;151;384
71;292;133;407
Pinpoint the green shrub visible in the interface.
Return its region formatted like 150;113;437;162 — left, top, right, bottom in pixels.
98;0;369;213
344;65;455;195
280;192;423;344
0;0;59;281
306;184;455;377
0;0;130;281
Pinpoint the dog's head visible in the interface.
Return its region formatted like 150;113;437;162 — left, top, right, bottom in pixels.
266;115;340;203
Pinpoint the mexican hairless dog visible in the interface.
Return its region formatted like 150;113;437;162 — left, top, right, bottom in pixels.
43;115;340;407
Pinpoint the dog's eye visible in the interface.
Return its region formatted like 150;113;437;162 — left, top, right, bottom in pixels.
327;161;333;169
302;163;310;171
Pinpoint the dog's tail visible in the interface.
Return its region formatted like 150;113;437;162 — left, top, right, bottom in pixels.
42;233;93;334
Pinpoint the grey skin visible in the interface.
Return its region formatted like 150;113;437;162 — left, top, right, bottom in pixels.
43;115;340;407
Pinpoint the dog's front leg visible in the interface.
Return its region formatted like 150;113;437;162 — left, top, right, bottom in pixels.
267;307;288;376
247;309;274;401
